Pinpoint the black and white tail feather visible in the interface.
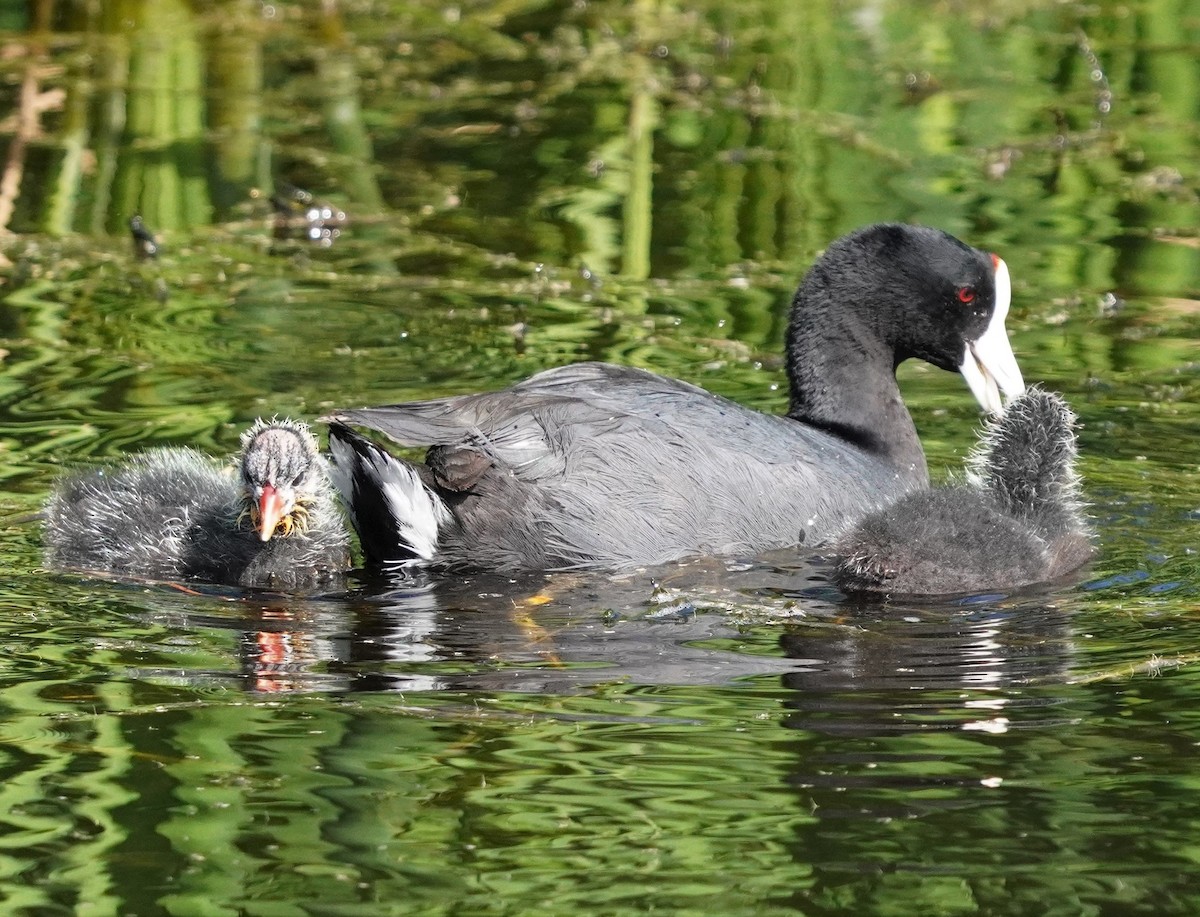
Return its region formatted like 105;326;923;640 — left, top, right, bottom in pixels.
326;422;450;565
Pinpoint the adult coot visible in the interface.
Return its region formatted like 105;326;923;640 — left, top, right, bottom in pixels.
833;388;1094;595
44;418;350;590
326;223;1026;572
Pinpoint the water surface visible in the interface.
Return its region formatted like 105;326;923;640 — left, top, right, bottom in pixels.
1;1;1200;914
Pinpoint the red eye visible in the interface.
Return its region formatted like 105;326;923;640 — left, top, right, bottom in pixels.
957;286;976;304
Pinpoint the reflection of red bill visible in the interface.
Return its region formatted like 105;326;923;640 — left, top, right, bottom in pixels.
257;631;290;665
257;485;287;542
255;631;293;694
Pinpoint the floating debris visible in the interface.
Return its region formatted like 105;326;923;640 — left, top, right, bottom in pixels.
262;184;348;248
1076;30;1113;126
128;215;159;260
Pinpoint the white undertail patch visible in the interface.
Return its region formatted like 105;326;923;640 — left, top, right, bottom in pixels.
329;434;450;561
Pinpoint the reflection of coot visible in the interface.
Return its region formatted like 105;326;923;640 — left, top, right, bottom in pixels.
777;597;1080;696
834;389;1094;596
775;600;1080;908
326;224;1024;572
44;418;350;591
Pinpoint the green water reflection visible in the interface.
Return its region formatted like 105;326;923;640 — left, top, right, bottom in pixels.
1;0;1200;914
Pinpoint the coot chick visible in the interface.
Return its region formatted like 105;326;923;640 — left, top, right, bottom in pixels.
325;223;1026;573
833;388;1094;596
44;418;351;590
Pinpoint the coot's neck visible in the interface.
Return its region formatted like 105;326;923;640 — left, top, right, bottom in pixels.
783;292;928;484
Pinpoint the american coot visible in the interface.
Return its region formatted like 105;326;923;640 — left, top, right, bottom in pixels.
44;418;351;590
325;223;1026;572
833;388;1094;596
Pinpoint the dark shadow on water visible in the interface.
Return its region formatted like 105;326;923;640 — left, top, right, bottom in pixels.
771;591;1097;914
783;583;1083;688
779;595;1080;733
115;556;813;694
80;549;1087;702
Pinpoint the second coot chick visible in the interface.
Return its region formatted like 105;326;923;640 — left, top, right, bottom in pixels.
833;388;1094;596
43;418;350;591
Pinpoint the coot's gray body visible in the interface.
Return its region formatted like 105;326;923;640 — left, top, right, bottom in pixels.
327;224;1027;573
834;388;1094;595
329;364;922;570
44;419;350;590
